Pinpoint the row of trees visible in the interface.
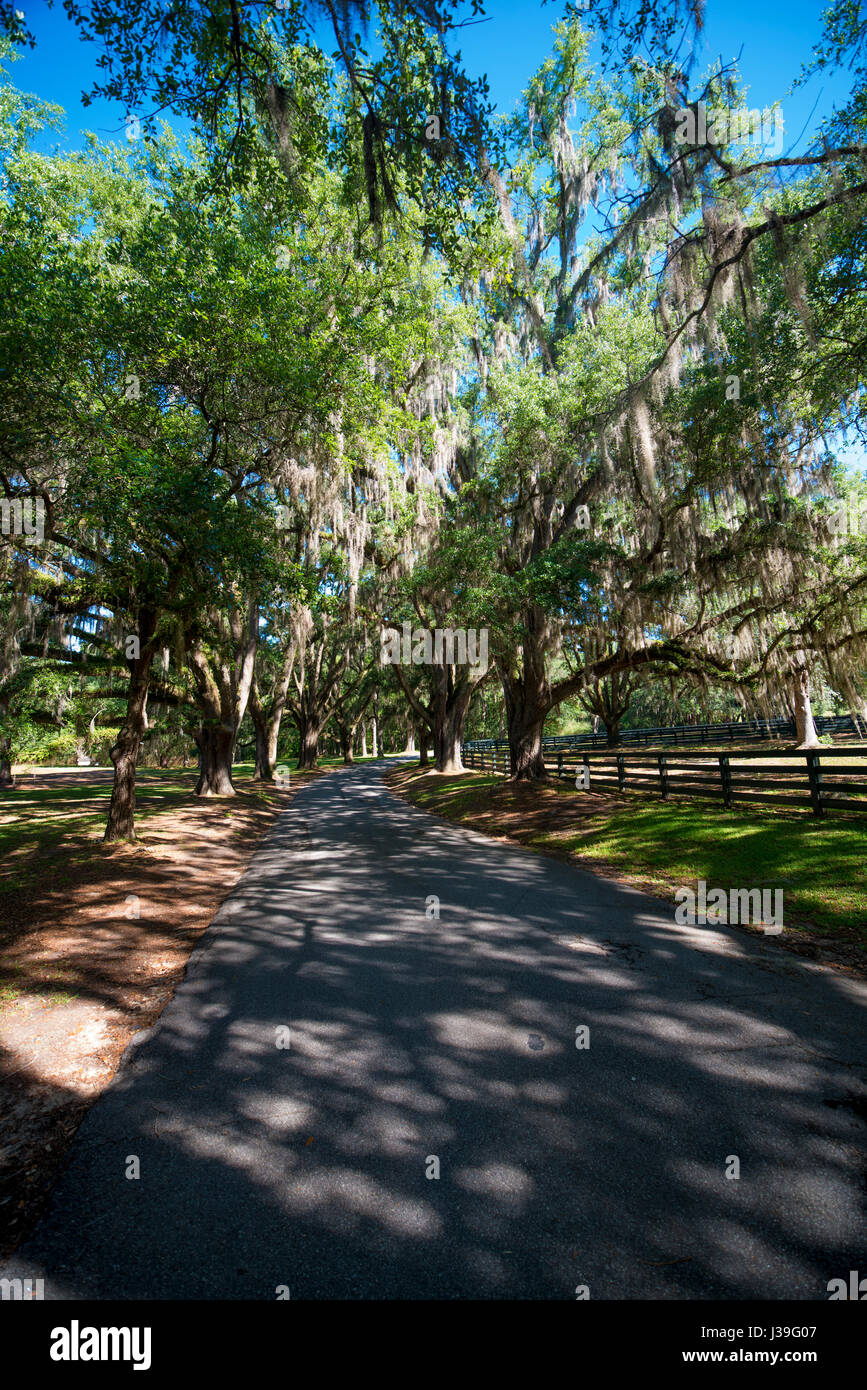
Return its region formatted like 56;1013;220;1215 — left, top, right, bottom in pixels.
2;0;866;835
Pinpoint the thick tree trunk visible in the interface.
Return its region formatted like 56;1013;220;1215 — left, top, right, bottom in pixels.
508;713;547;778
249;687;273;782
371;716;378;758
361;724;368;757
403;727;416;755
339;723;354;765
194;723;236;795
296;718;321;770
0;698;14;787
792;667;821;748
433;683;474;773
502;672;548;778
105;621;157;841
252;721;272;781
0;739;14;787
604;716;622;747
418;737;429;768
500;620;551;779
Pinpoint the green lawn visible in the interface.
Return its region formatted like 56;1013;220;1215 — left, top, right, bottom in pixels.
543;803;865;942
391;768;866;949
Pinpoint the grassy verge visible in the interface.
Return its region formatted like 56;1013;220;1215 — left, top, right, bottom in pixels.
0;762;332;930
386;765;866;965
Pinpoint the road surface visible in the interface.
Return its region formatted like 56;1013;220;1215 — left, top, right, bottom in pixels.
5;760;866;1298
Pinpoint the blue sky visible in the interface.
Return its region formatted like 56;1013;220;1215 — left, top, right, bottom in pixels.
6;0;863;475
8;0;854;159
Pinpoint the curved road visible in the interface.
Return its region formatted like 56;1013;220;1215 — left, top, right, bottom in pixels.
5;760;866;1299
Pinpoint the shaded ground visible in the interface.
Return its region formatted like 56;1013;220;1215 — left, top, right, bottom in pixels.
386;766;867;974
0;764;326;1262
2;760;864;1300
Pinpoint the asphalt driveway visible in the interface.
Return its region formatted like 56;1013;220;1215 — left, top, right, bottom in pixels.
4;759;865;1299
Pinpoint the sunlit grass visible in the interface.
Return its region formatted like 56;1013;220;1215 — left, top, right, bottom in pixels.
542;803;865;940
392;767;866;946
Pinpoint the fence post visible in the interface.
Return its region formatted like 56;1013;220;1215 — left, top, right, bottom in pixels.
806;749;825;817
658;753;669;800
718;753;732;808
557;753;563;780
617;753;625;791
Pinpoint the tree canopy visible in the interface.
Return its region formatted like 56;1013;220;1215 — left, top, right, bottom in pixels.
1;0;865;829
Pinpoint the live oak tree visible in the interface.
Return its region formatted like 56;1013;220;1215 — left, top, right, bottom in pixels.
439;15;867;775
18;0;500;258
3;3;865;802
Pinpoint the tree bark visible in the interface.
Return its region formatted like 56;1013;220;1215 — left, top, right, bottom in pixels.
0;741;14;787
501;668;548;779
432;680;473;773
297;716;321;770
194;722;236;795
604;716;622;747
792;666;821;748
507;708;547;777
249;683;273;782
499;611;552;779
0;698;14;787
187;597;257;797
105;612;158;841
338;722;354;764
258;641;296;778
252;719;271;781
392;663;483;775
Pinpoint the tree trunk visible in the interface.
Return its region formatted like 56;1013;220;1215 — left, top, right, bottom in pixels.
0;738;14;787
339;722;354;765
361;723;368;757
792;667;821;748
105;619;157;841
501;672;548;779
500;622;551;779
433;682;474;773
297;717;321;770
194;722;236;795
418;737;429;768
0;698;14;787
403;726;416;755
371;716;378;758
508;713;547;778
249;686;273;782
604;716;622;747
252;719;272;781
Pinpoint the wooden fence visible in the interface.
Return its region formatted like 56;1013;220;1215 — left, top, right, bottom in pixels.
461;744;867;817
462;713;861;759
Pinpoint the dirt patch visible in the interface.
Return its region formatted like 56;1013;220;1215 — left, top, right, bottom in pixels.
0;766;326;1262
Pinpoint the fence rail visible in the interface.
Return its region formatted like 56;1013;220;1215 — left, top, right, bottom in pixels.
463;712;862;757
460;743;867;817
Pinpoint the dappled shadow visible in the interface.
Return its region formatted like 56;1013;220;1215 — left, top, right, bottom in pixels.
3;761;866;1299
0;1042;93;1263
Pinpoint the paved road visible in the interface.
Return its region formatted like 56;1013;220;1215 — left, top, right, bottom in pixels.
5;761;866;1299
